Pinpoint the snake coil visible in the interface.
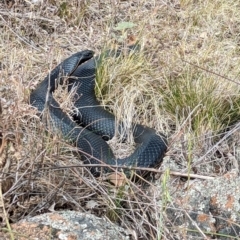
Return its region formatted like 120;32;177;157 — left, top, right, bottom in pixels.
30;49;168;175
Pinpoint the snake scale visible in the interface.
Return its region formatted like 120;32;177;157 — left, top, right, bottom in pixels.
30;49;168;175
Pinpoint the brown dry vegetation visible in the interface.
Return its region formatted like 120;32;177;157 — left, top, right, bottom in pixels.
0;0;240;239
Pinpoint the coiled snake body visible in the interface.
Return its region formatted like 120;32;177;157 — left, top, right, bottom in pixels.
30;50;167;175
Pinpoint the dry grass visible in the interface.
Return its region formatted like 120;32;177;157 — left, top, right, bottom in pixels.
1;0;240;239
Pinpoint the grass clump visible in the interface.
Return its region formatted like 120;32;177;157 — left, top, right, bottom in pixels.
94;43;166;145
56;1;90;26
160;66;240;135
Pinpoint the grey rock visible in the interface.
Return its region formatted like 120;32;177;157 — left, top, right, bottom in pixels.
2;211;130;240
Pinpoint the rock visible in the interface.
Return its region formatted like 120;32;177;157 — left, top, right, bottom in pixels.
1;211;130;240
165;171;240;239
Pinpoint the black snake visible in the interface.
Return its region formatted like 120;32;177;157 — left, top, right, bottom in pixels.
30;49;168;175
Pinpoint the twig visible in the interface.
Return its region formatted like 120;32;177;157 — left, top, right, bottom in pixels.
24;163;215;180
0;98;2;116
169;171;214;180
182;59;240;86
0;183;15;239
191;122;240;167
0;14;40;51
0;10;56;23
185;211;209;239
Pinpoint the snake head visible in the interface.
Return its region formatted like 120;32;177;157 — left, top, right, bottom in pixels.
67;50;94;75
77;50;94;66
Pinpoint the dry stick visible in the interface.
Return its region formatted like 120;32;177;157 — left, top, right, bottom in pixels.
0;10;56;22
0;98;2;116
0;14;40;51
192;122;240;168
184;211;209;239
169;171;214;180
0;116;13;238
182;59;240;86
34;164;215;180
168;104;201;150
1;149;46;196
27;177;66;216
0;184;14;240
